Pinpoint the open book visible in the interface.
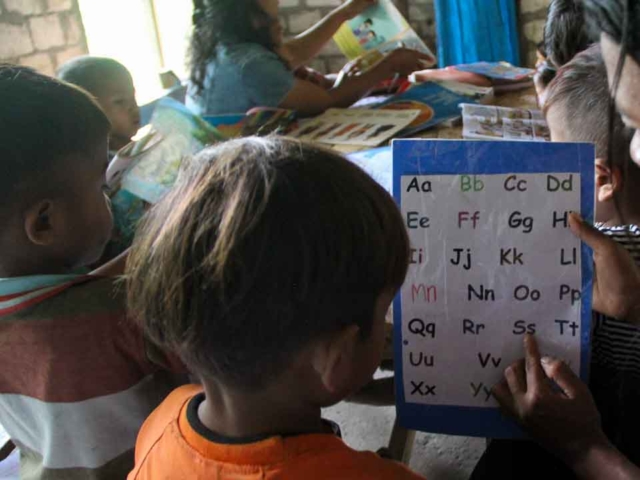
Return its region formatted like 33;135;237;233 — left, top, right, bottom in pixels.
333;0;435;63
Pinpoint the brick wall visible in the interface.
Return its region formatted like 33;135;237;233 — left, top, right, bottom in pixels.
518;0;551;66
0;0;88;77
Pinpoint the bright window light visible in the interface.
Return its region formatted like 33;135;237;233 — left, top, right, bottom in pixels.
77;0;194;104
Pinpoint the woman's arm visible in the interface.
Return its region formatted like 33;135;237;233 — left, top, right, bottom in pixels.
279;47;432;116
285;0;376;68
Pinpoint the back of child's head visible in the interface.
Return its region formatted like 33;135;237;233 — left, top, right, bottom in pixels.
126;137;409;391
0;64;110;219
57;56;132;97
544;45;620;157
544;45;640;221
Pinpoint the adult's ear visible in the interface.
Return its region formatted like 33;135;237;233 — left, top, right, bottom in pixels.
595;158;621;203
312;325;361;397
23;200;57;247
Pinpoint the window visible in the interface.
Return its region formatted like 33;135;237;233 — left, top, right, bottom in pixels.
77;0;193;104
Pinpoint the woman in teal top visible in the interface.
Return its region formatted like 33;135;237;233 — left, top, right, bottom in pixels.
186;0;434;116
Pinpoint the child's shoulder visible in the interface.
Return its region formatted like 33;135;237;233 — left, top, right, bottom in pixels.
287;438;424;479
0;274;125;321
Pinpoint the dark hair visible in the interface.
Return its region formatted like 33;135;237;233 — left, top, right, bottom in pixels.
364;18;373;25
126;137;410;389
56;56;132;97
0;65;110;210
189;0;278;95
544;0;591;68
583;0;640;65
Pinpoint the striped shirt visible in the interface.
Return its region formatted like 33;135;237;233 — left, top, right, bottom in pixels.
590;224;640;465
0;275;186;480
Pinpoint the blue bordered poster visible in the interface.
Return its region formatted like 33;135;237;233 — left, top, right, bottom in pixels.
392;140;595;438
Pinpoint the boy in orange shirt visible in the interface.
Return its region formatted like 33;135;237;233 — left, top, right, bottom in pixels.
125;137;424;479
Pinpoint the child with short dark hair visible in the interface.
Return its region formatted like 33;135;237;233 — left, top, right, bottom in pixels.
125;137;423;479
535;0;592;106
57;56;141;156
0;65;184;480
472;45;640;479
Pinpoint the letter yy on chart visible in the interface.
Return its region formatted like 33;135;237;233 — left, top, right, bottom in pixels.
392;140;594;438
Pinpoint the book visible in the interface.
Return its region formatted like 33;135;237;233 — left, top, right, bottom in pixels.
119;98;226;204
430;80;495;105
104;98;226;259
461;104;550;142
287;107;420;147
333;0;435;63
455;62;535;81
376;82;476;137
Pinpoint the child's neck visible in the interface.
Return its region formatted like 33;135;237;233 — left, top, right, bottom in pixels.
198;376;325;441
601;205;640;228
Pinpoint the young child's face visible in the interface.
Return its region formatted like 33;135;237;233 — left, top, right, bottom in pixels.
96;73;140;150
59;139;114;268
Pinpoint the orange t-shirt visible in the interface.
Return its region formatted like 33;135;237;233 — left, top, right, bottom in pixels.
129;385;426;479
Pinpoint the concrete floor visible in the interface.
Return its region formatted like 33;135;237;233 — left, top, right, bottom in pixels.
323;401;485;480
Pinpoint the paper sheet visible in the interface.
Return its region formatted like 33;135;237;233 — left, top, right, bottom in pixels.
392;140;595;438
287;108;419;147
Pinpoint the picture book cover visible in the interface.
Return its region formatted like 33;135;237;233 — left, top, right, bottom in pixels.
377;82;476;136
287;107;419;147
121;98;225;204
393;139;594;438
333;0;435;62
455;62;535;81
105;99;226;258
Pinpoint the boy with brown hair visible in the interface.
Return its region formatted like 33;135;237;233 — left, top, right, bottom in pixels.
125;137;423;478
0;65;184;480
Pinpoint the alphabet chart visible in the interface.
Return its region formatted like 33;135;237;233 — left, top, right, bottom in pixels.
392;140;594;438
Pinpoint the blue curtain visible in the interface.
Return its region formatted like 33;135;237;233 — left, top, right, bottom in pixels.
434;0;520;67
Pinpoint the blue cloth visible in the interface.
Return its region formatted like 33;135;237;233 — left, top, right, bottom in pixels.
434;0;520;67
186;43;295;115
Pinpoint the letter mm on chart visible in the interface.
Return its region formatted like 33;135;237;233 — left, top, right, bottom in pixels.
392;139;595;438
